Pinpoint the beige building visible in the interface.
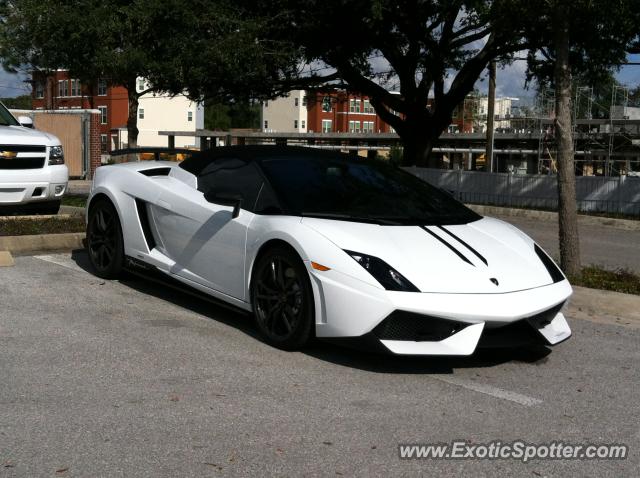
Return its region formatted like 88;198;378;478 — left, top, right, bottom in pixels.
116;78;204;149
261;90;308;133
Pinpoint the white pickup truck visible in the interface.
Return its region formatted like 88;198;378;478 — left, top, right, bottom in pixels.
0;102;68;214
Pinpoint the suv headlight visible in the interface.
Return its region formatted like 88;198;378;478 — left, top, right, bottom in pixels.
49;145;64;165
345;250;420;292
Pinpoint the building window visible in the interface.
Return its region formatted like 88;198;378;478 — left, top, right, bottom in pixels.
58;80;68;97
264;100;268;107
35;82;44;99
349;99;361;113
363;121;374;133
301;120;306;129
137;78;145;92
349;120;361;133
187;111;193;122
321;119;332;133
294;120;298;129
264;120;268;130
139;108;144;120
363;99;374;114
322;96;332;112
302;96;307;106
97;79;107;96
100;134;108;153
294;98;299;107
70;79;81;97
98;106;107;124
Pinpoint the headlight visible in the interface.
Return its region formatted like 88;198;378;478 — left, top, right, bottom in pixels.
49;145;64;165
345;250;420;292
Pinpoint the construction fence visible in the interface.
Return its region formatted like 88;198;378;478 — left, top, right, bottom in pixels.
406;167;640;217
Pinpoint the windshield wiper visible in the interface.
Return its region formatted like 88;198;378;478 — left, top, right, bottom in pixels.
300;212;402;225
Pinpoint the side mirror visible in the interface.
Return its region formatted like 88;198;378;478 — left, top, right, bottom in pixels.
204;191;242;218
18;116;34;128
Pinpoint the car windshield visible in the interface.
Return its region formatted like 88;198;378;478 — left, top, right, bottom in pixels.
259;156;481;225
0;102;20;126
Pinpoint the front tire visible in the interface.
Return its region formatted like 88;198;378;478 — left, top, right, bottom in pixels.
251;245;315;350
87;198;124;279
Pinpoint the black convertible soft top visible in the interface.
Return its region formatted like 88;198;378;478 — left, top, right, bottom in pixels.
178;145;357;177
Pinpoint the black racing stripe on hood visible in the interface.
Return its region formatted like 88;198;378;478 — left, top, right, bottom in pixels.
419;226;474;267
438;226;488;266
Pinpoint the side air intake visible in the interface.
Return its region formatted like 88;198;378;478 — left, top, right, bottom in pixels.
135;199;156;250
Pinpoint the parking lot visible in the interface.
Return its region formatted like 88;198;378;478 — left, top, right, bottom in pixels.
1;251;639;477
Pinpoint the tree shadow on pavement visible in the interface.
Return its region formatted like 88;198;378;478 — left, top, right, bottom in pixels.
71;248;552;375
302;340;551;375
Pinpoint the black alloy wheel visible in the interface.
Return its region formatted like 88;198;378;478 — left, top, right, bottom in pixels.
251;246;314;350
87;199;124;279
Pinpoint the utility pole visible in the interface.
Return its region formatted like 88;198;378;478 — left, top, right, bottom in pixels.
486;61;497;172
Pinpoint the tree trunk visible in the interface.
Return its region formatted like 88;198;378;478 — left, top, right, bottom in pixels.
401;134;433;167
553;11;581;277
127;91;140;149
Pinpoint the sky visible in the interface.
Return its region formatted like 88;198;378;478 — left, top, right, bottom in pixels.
1;55;637;101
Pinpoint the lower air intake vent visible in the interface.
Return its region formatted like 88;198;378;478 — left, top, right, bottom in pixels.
372;311;469;342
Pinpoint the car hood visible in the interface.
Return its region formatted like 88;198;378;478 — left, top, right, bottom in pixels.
301;216;558;293
0;125;60;145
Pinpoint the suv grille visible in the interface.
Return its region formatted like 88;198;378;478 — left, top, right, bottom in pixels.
0;145;47;170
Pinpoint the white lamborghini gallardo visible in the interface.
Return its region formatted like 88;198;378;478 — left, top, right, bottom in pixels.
86;146;572;355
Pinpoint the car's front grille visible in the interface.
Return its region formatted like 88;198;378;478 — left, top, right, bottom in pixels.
0;145;47;170
372;311;469;342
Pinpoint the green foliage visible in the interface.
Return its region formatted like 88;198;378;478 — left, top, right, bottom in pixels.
204;101;260;130
0;216;85;236
256;0;533;165
571;266;640;296
388;146;404;166
524;1;639;89
0;95;31;109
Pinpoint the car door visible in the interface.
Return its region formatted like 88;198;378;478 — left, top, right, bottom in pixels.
150;157;263;300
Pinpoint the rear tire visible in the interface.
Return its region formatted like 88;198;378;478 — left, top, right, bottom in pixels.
86;198;124;279
251;245;315;350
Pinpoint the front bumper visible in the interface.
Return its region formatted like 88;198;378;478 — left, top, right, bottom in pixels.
0;165;68;205
310;265;572;356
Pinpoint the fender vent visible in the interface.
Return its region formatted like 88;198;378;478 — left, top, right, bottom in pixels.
139;167;171;177
135;199;156;250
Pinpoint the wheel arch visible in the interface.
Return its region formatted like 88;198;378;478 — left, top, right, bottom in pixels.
248;238;303;291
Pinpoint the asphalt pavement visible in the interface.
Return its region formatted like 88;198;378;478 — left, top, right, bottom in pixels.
1;252;639;477
486;213;640;274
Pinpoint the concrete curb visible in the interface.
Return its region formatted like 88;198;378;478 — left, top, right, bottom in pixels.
0;250;14;267
0;233;85;255
468;204;640;231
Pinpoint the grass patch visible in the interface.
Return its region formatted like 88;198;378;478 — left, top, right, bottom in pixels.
0;216;85;236
61;194;87;208
571;266;640;295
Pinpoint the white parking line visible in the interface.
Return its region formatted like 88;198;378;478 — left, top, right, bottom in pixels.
33;254;86;274
429;375;543;407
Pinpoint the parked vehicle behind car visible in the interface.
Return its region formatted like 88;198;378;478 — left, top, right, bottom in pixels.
0;101;68;214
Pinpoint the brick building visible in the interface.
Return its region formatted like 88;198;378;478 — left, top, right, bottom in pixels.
262;90;395;134
31;71;128;154
31;71;203;153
